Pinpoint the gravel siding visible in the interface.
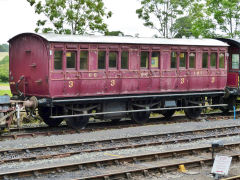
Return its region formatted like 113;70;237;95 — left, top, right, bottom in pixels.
1;135;240;177
1;119;240;150
1;119;240;175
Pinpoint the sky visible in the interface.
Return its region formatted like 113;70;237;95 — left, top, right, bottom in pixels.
0;0;157;44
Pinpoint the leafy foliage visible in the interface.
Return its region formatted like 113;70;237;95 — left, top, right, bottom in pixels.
136;0;240;38
105;31;124;36
0;90;11;96
0;44;9;52
206;0;240;38
172;2;216;38
0;56;9;82
136;0;190;38
27;0;112;35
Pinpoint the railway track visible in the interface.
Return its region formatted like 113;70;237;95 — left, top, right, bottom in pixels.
1;141;240;179
1;124;240;165
1;111;236;141
222;175;240;180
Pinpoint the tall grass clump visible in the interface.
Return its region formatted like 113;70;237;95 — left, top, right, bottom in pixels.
0;56;9;82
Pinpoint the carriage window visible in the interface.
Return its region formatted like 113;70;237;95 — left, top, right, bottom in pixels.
219;53;225;68
171;52;177;68
189;53;196;68
98;51;106;69
80;51;88;70
151;52;159;68
202;52;208;68
141;52;149;68
121;51;128;69
180;52;187;68
109;51;118;68
66;51;76;69
210;53;217;68
232;54;239;69
54;50;63;70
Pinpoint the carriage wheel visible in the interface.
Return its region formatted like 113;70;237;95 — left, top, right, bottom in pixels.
184;99;202;119
66;116;89;129
111;118;121;124
220;96;236;114
184;108;202;119
212;96;230;114
131;111;150;124
161;110;175;119
38;107;63;127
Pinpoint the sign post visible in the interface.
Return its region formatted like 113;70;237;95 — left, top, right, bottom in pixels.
211;155;232;179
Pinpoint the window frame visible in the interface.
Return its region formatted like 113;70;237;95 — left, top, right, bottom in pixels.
232;54;240;70
121;50;129;70
98;50;107;70
179;52;187;69
219;52;225;69
170;51;177;69
66;51;77;70
79;50;89;71
202;52;209;69
140;51;149;69
189;52;196;69
210;52;217;69
53;49;64;71
109;51;118;69
151;51;160;69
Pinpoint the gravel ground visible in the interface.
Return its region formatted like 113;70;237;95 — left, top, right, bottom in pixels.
141;162;240;180
1;126;240;162
1;118;240;179
1;135;240;176
8;138;240;180
1;118;240;151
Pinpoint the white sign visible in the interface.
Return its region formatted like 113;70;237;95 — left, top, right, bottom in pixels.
211;155;232;176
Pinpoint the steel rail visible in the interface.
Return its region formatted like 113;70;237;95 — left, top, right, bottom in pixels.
75;151;240;180
1;125;240;164
50;104;228;118
0;142;240;179
3;111;235;141
1;116;193;140
222;175;240;180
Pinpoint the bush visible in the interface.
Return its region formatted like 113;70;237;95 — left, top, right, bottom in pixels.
0;44;9;52
0;56;9;82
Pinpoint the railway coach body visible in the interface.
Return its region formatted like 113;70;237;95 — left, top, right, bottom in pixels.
217;39;240;91
9;33;228;97
8;33;229;128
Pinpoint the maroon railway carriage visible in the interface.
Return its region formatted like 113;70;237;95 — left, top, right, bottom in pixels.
8;33;229;128
217;39;240;92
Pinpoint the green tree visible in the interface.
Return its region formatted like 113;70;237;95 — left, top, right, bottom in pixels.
172;1;216;38
172;16;193;38
26;0;112;34
136;0;190;38
206;0;240;38
105;31;124;36
0;44;9;52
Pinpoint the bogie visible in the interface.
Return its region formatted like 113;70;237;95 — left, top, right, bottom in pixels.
38;106;64;127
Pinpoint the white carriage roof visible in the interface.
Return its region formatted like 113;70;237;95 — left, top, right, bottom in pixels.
10;33;229;47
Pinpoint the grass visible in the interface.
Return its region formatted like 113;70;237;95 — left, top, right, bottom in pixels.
0;54;10;95
0;90;12;96
0;52;8;61
0;82;9;86
0;56;9;82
